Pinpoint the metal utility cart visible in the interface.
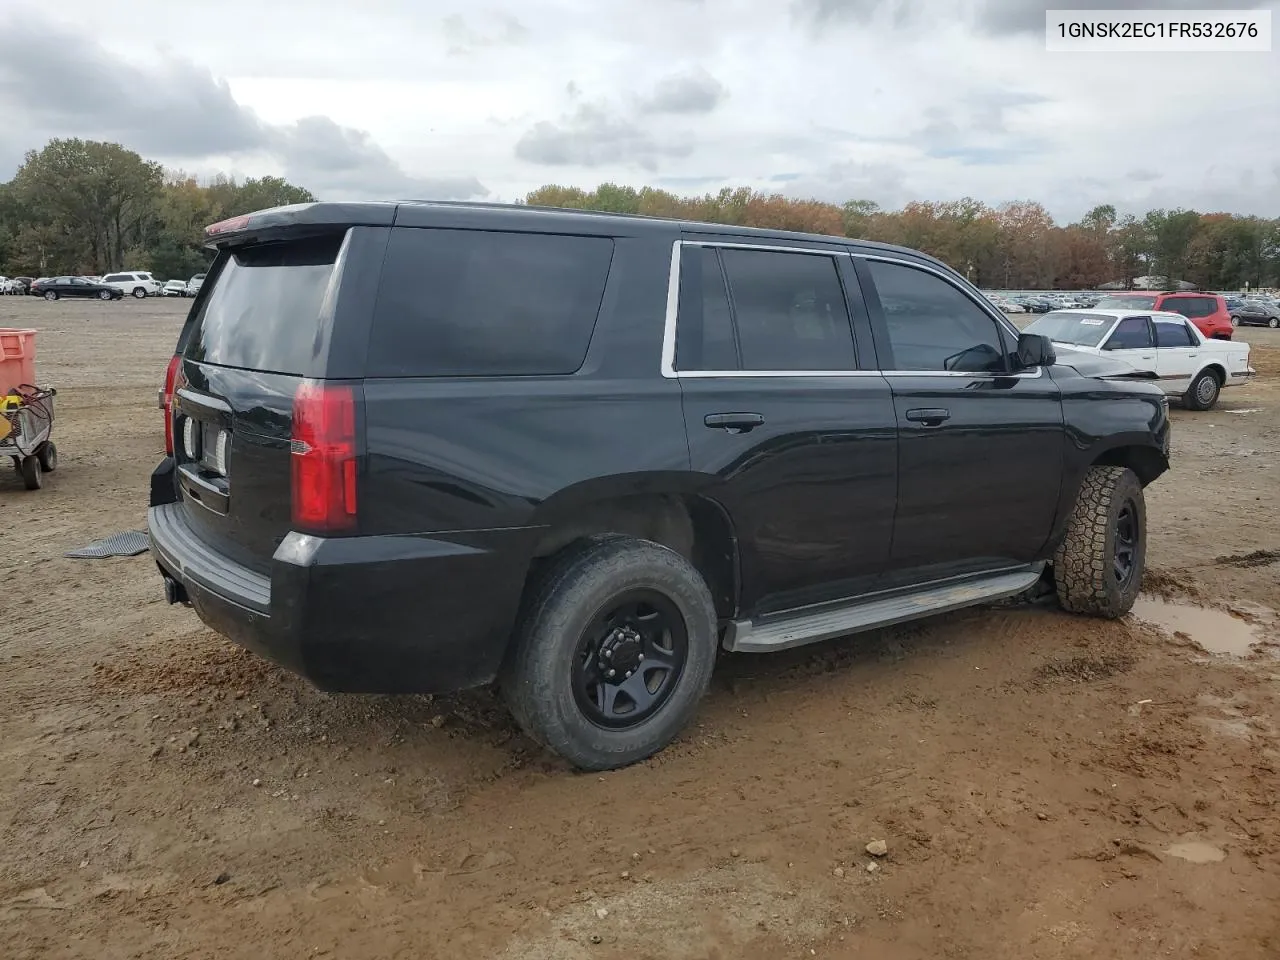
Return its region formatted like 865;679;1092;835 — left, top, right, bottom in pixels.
1;328;57;490
1;385;58;489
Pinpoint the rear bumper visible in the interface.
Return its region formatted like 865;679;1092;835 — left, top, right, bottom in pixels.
147;502;535;694
1226;367;1255;388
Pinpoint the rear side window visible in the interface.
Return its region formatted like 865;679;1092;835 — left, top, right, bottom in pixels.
103;274;126;283
1154;319;1195;347
718;248;855;371
367;228;613;377
675;246;738;371
1162;296;1213;319
184;233;345;375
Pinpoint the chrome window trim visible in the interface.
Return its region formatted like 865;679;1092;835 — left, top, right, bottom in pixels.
660;240;1044;380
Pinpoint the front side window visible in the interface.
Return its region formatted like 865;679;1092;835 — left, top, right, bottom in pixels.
865;260;1008;373
1105;316;1154;349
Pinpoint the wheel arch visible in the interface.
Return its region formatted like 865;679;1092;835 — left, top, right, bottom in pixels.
1198;362;1226;385
528;476;740;620
1091;442;1169;487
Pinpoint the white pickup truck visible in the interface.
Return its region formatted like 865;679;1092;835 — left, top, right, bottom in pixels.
1025;308;1254;410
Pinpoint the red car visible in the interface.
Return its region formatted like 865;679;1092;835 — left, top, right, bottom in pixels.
1094;291;1233;340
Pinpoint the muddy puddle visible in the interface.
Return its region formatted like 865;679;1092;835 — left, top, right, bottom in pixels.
1129;597;1270;657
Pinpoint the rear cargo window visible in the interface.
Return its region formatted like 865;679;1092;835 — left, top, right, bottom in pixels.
367;227;613;377
184;233;344;375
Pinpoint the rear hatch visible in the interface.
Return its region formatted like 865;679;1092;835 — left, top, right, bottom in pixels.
173;230;355;574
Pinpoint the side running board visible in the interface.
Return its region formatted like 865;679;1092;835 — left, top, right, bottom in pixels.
723;567;1044;654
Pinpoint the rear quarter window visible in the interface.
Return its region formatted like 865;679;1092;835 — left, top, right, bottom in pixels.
367;227;614;377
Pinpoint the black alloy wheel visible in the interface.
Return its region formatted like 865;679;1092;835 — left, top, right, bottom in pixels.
1113;498;1139;587
572;590;688;729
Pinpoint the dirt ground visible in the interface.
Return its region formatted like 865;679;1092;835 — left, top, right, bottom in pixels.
1;297;1278;960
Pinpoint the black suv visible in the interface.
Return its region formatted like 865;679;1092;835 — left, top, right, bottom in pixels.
148;202;1171;770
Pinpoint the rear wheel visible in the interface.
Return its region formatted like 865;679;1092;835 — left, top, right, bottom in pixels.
501;536;718;771
1052;465;1145;618
1184;369;1220;411
19;455;42;490
132;287;146;298
43;290;58;301
1270;317;1279;329
38;442;57;472
98;290;111;300
1230;315;1240;327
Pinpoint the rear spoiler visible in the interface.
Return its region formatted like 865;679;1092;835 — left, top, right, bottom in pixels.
204;202;398;249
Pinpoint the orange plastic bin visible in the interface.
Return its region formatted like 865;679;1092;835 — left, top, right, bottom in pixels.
0;328;37;397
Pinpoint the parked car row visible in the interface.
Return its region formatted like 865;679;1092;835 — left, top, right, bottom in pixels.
0;276;34;294
989;293;1107;314
4;271;210;300
1225;295;1280;329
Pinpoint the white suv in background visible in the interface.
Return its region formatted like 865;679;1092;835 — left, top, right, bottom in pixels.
101;271;161;298
187;273;206;295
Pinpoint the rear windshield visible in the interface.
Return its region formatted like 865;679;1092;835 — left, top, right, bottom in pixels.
1095;295;1156;309
184;233;344;375
1025;312;1116;347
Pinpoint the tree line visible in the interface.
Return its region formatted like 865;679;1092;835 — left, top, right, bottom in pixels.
0;139;313;280
525;184;1280;292
3;138;1277;291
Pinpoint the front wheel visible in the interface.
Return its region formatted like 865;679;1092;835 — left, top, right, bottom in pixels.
1270;317;1279;329
38;442;57;472
99;290;112;300
1184;369;1220;411
1052;465;1145;618
132;287;146;298
501;536;718;771
1230;316;1240;328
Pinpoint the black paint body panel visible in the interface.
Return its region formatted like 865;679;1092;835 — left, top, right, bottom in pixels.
148;201;1171;694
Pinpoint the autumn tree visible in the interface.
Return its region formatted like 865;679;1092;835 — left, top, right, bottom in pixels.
0;139;314;278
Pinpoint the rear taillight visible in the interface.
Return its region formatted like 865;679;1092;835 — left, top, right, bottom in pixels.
161;354;182;455
291;381;357;534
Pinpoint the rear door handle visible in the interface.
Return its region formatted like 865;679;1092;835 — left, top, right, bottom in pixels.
905;407;950;426
704;412;764;433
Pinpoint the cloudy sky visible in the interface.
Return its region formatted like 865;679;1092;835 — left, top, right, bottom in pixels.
1;0;1278;222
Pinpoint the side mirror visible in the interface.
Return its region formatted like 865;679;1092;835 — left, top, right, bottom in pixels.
1016;332;1056;369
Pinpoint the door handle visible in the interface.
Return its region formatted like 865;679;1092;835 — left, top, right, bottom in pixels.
905;407;950;426
704;412;764;433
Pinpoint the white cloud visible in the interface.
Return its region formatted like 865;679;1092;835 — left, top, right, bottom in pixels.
2;0;1279;220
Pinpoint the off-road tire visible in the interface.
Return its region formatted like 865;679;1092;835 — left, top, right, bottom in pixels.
1184;369;1220;411
500;535;718;771
1052;465;1144;618
38;442;57;473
